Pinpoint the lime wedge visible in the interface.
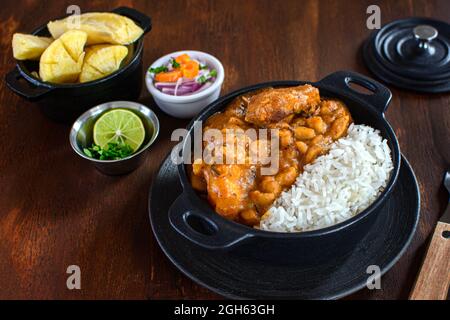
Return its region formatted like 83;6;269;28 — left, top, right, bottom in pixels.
93;109;145;152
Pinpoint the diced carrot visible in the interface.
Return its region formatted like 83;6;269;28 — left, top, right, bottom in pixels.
155;70;183;82
175;53;191;64
181;60;199;79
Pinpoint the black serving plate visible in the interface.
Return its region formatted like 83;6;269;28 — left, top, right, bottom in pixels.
148;153;420;299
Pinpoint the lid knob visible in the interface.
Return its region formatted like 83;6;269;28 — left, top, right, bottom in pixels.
413;25;438;55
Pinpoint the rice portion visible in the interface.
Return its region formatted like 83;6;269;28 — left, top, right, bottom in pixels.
260;124;394;232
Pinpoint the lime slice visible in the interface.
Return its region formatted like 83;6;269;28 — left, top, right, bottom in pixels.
93;109;145;152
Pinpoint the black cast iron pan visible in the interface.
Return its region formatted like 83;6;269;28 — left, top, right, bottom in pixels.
168;71;401;264
5;7;152;123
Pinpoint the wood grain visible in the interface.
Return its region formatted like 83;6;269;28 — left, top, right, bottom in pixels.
410;222;450;300
0;0;449;300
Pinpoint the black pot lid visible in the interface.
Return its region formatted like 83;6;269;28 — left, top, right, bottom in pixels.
363;17;450;93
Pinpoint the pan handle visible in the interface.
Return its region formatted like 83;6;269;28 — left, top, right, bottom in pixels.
317;71;392;114
5;67;53;101
112;7;152;34
169;192;253;250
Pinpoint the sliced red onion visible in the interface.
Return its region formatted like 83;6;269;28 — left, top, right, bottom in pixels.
190;83;203;91
179;79;197;86
162;87;193;95
174;77;183;96
176;82;212;96
196;81;212;92
155;82;177;89
161;88;176;94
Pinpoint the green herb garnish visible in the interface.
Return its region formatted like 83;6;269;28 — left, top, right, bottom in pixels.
171;59;181;68
199;64;208;70
149;66;168;74
209;69;217;77
83;142;134;160
197;75;207;84
197;69;218;84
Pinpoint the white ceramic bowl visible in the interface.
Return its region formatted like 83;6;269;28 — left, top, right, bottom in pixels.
146;50;224;119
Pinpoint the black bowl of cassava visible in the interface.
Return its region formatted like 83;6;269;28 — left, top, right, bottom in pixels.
5;7;151;122
169;71;401;263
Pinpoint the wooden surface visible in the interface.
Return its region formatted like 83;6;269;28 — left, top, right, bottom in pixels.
0;0;449;300
410;222;450;300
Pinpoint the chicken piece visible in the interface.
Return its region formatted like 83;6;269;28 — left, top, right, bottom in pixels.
203;164;256;220
244;85;320;126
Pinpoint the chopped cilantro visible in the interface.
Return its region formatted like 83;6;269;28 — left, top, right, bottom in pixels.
83;142;134;160
171;59;181;68
149;66;168;74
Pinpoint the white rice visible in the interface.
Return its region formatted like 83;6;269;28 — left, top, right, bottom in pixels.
259;124;393;232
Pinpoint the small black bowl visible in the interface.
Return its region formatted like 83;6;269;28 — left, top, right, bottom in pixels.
5;7;152;123
168;71;401;264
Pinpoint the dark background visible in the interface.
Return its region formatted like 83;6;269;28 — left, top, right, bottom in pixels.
0;0;449;299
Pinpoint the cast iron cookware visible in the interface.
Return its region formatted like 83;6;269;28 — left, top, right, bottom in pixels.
168;71;402;264
5;7;152;122
363;17;450;93
150;153;419;299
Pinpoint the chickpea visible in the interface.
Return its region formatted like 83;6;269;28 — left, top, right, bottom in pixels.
294;126;316;140
291;118;306;127
249;190;276;207
279;129;293;148
282;115;294;124
240;209;260;226
295;141;308;154
268;121;290;130
260;177;282;195
310;134;324;145
249;139;271;164
330;115;350;140
276;167;299;187
227;116;246;126
319;100;336;115
321;114;336;124
279;147;299;169
320;99;341;115
304;145;324;164
306;116;327;134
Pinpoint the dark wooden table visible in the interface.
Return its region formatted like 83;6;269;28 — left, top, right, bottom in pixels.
0;0;449;299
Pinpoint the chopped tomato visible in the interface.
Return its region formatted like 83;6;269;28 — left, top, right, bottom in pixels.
181;60;199;79
175;53;191;64
155;70;183;82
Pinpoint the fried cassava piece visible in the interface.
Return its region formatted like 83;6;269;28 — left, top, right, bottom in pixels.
11;12;142;84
